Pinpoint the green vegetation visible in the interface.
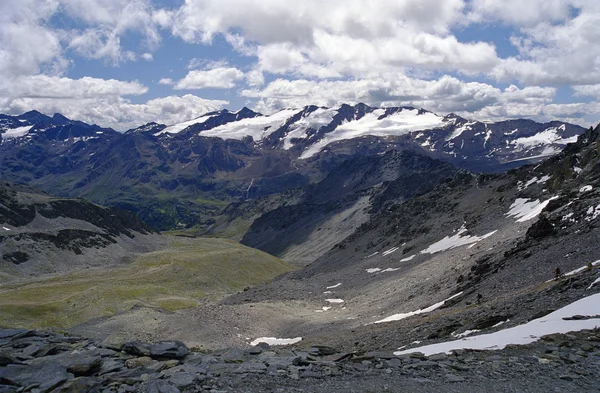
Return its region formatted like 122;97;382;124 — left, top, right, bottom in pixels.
0;237;297;329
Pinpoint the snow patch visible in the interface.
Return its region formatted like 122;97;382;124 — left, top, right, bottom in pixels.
283;108;336;149
585;204;600;221
325;299;344;304
421;226;497;254
513;127;579;149
394;293;600;356
374;292;463;324
326;283;342;289
452;329;481;338
2;227;10;231
366;268;381;273
580;185;593;193
400;255;416;262
157;114;213;135
300;108;446;159
250;337;302;346
202;109;299;141
382;247;399;256
517;175;551;191
2;126;33;139
506;197;559;223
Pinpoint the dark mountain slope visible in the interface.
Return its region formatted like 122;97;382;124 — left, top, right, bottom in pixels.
0;182;162;281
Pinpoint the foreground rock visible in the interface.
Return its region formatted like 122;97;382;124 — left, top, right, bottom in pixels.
1;328;600;392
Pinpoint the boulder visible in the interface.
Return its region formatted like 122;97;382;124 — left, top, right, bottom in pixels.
149;341;189;360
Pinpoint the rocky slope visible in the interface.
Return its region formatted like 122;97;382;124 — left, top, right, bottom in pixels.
0;182;161;281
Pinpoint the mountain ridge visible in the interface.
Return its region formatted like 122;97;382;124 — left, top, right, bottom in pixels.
0;105;588;230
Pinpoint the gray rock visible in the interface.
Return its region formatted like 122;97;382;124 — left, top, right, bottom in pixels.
168;372;197;388
142;380;181;393
308;346;338;356
0;362;68;392
49;377;100;393
0;329;29;340
99;358;125;375
60;354;103;376
427;353;448;361
247;345;263;355
123;341;151;357
445;374;466;383
404;360;441;370
149;341;189;360
221;348;245;363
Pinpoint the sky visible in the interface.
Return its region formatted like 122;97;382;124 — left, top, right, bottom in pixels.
1;0;600;131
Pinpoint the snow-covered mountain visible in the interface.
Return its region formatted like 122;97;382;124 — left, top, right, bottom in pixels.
143;103;584;171
0;105;588;229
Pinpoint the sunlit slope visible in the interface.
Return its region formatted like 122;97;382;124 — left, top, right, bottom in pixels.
0;237;296;329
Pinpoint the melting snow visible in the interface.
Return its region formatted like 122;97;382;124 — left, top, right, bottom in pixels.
300;108;446;159
157;114;213;135
382;247;399;256
381;268;400;273
365;252;379;258
585;204;600;221
2;227;10;231
201;109;299;141
588;277;600;290
446;122;475;141
366;268;381;273
2;126;33;139
563;260;600;278
394;293;600;356
517;175;551;191
283;108;336;149
374;292;463;324
250;337;302;346
452;329;481;338
325;299;345;304
326;283;342;289
506;197;559;223
580;185;593;193
400;255;416;262
513;127;579;148
421;226;497;254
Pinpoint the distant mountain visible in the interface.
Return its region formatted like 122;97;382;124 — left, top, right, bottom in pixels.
0;105;587;229
0;181;160;280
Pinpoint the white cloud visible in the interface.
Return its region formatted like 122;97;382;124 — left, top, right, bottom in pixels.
2;75;147;99
242;75;566;123
158;78;173;85
174;67;245;90
489;3;600;86
141;53;153;61
1;93;227;131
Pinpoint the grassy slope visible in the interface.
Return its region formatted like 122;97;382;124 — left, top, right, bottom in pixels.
0;237;297;329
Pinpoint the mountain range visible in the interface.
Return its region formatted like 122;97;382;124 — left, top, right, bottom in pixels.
0;105;586;230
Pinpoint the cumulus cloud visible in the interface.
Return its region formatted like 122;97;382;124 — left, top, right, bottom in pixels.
242;75;560;122
2;93;228;131
174;67;245;90
2;75;148;99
